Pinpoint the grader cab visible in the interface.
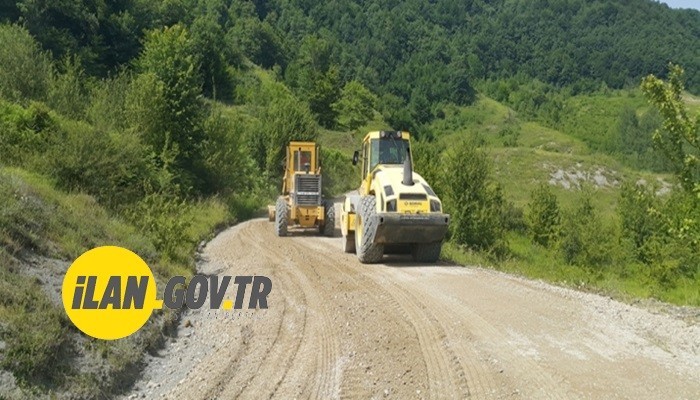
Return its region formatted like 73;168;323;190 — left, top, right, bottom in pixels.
268;141;334;237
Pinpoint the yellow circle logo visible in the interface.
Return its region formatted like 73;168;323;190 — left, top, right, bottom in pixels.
61;246;160;340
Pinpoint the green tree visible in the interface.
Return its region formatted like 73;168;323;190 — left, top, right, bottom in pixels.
286;35;341;128
641;64;700;195
190;14;234;101
248;90;317;180
441;141;506;253
0;24;53;103
332;80;377;129
132;24;205;191
618;182;665;263
226;1;285;69
527;183;561;247
17;0;143;74
559;193;613;268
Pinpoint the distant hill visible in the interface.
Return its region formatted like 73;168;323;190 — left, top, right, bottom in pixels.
265;0;700;95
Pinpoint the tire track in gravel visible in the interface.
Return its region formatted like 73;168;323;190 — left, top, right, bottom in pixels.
217;223;312;399
388;269;572;399
299;236;472;398
122;217;700;400
247;229;339;399
275;233;431;399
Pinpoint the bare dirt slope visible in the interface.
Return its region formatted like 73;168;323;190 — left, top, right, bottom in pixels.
123;217;700;400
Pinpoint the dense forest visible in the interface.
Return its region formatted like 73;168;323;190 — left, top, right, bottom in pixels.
0;0;698;398
1;0;699;130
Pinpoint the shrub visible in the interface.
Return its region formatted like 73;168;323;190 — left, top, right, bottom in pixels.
0;24;53;103
85;72;132;132
0;268;68;384
0;101;57;167
559;193;613;269
618;183;665;263
248;90;317;181
411;139;443;191
47;57;88;119
441;141;507;253
332;80;378;129
45;121;155;209
199;108;256;196
127;193;193;263
527;183;561;247
132;24;206;191
320;147;356;196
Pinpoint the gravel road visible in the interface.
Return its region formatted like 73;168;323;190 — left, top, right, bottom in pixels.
121;212;700;399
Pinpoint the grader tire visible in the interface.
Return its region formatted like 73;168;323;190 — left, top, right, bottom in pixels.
355;196;384;263
411;242;442;263
323;200;335;237
275;197;288;237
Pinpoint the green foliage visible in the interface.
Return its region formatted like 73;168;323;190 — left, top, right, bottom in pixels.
0;101;55;167
527;184;561;247
16;0;143;75
47;56;89;119
440;141;506;253
380;93;416;133
127;193;193;264
613;106;669;171
190;14;234;100
0;101;155;209
411;139;443;192
618;183;666;263
44;122;154;209
320;147;356;196
0;267;67;383
134;24;205;190
0;24;53;103
199;107;258;196
248;87;317;180
285;36;341;128
226;0;285;69
559;193;613;269
619;183;699;286
85;72;132;132
333;80;377;130
641;64;700;195
482;78;566;125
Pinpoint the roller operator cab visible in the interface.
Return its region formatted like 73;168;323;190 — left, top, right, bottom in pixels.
268;141;334;237
341;131;450;263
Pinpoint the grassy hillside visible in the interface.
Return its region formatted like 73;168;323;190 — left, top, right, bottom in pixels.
420;89;698;306
0;167;233;397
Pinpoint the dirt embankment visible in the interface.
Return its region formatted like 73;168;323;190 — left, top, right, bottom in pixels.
122;216;700;399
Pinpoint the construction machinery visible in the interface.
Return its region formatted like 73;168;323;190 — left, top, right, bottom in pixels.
340;131;449;263
269;141;334;237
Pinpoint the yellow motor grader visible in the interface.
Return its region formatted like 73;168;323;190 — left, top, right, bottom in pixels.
268;141;334;237
340;131;449;263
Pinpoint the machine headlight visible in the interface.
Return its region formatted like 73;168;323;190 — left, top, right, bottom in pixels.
430;199;441;212
386;199;397;212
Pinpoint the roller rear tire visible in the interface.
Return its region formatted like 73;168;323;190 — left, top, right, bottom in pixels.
355;196;384;263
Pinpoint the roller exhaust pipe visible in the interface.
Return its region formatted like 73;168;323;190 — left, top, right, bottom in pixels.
403;148;414;186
